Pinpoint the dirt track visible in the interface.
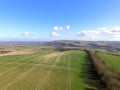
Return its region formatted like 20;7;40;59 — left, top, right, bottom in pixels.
0;50;33;57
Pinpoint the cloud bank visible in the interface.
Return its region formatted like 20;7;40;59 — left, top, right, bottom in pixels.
77;26;120;40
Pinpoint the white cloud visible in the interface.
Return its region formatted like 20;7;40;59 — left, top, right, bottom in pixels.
112;26;120;32
53;26;59;30
77;31;89;36
77;26;120;40
77;30;100;36
53;26;64;31
66;25;70;30
23;32;29;36
101;30;113;35
51;32;60;37
53;25;70;31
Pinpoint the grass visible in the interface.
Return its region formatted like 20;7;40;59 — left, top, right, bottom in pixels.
0;50;90;90
98;52;120;72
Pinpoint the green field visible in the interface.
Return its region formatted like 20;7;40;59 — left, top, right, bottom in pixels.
0;50;91;90
98;52;120;72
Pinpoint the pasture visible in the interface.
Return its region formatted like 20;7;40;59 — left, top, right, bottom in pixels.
98;52;120;72
0;50;90;90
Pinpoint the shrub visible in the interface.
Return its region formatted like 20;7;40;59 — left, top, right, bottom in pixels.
86;50;120;90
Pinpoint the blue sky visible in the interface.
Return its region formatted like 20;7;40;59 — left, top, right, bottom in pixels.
0;0;120;41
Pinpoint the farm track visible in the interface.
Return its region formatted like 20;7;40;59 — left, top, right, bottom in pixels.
67;53;71;90
6;61;77;71
35;53;62;90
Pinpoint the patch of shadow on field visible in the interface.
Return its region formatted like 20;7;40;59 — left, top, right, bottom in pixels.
79;56;106;90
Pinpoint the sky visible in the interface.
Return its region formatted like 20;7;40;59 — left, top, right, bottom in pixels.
0;0;120;41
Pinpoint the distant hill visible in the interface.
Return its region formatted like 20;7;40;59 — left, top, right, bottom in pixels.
44;40;120;52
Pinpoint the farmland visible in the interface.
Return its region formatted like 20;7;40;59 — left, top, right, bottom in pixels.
0;41;120;90
0;50;92;90
98;52;120;72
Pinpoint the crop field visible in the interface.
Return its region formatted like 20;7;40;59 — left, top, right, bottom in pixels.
0;50;91;90
98;52;120;72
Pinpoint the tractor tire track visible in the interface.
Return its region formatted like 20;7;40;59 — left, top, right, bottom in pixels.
0;54;38;77
35;53;62;90
1;64;39;90
66;52;71;90
0;54;47;90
